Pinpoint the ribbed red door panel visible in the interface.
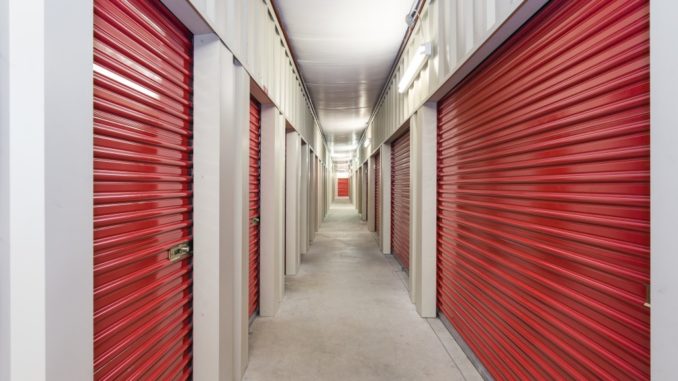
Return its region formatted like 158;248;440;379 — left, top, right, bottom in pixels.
249;98;261;317
436;1;649;380
93;0;193;379
391;131;410;270
363;163;368;218
337;178;349;197
374;152;381;235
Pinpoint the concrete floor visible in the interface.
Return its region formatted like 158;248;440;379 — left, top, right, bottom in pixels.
243;200;482;381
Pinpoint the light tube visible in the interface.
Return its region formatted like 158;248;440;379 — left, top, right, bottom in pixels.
397;42;432;93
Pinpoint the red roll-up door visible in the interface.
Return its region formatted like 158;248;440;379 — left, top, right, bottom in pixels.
436;1;649;379
93;0;193;379
391;131;410;270
363;163;368;218
249;98;261;317
337;178;349;197
374;152;381;236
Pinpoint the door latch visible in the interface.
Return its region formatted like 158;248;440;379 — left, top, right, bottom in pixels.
168;242;192;262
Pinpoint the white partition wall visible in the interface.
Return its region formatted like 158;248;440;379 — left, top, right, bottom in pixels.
260;106;286;317
355;170;360;211
193;35;251;380
651;1;678;378
1;1;93;378
286;131;302;275
326;165;332;215
357;169;361;211
308;155;316;242
317;158;324;228
409;103;437;318
300;143;309;254
0;2;8;376
380;144;392;254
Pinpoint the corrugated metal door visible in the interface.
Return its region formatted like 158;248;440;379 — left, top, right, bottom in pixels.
249;97;261;317
436;1;649;379
337;178;349;197
357;167;362;213
374;151;381;236
93;0;193;379
391;131;410;270
309;155;316;241
318;157;322;225
312;156;317;236
362;163;368;220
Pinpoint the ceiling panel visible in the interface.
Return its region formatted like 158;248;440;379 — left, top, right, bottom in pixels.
274;0;414;151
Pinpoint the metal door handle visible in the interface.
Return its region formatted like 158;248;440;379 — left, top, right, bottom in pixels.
168;242;192;262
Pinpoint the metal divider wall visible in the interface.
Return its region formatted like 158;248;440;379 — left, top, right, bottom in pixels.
436;1;650;379
357;167;362;214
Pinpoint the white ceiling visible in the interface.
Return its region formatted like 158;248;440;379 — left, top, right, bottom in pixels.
274;0;414;154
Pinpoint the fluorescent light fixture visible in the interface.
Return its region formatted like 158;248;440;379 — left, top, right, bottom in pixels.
332;144;358;152
332;152;352;157
397;42;432;93
331;153;353;161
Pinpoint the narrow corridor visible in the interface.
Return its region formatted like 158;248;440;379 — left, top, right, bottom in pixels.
244;200;481;381
2;0;672;379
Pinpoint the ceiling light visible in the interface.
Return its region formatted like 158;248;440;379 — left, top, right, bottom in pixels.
332;152;353;161
332;144;358;152
397;42;432;93
332;152;352;157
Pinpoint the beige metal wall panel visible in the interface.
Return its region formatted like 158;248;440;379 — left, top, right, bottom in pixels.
188;0;248;63
189;0;326;155
357;0;524;164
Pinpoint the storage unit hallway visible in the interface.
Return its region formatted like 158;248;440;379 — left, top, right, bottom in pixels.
245;200;480;381
2;0;676;380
